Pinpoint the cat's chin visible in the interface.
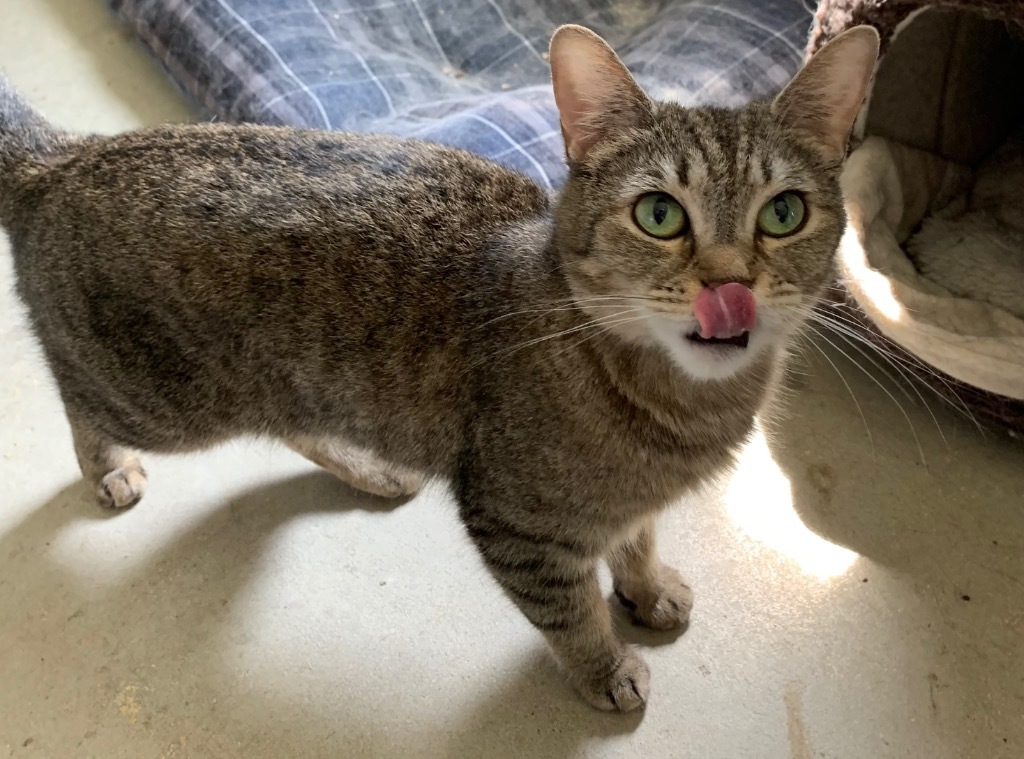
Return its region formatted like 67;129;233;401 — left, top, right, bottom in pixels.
645;314;773;381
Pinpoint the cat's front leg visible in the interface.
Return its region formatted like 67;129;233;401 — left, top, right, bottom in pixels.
608;518;693;631
462;508;649;711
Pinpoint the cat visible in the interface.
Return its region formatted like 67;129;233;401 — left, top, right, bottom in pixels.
0;25;877;711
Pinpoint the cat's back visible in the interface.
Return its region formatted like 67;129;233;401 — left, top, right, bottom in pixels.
7;122;551;363
6;123;548;263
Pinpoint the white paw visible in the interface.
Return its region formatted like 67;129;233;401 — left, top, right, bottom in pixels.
97;466;147;509
617;565;693;631
571;646;650;712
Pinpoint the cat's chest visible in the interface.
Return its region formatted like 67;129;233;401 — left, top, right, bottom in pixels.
567;399;753;513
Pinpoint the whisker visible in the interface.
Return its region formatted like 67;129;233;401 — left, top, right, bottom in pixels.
476;302;635;329
546;313;655;363
505;311;645;353
810;306;982;432
791;331;876;456
808;314;949;446
804;323;927;466
513;294;663;309
470;308;645;371
806;312;922;389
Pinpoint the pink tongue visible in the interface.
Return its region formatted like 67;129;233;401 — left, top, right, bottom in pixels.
693;283;757;339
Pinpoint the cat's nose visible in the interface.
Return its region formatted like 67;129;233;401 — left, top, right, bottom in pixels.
695;247;752;289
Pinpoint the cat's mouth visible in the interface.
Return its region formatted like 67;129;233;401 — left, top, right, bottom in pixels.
685;331;750;349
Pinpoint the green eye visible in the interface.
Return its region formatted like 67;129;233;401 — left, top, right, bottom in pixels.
633;192;688;239
757;192;805;237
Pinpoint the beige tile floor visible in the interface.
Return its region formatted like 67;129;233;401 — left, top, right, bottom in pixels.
1;2;1022;757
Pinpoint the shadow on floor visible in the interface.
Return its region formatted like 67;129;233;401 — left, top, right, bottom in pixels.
766;341;1024;755
0;471;642;758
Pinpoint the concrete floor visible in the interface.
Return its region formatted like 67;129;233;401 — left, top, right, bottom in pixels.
1;2;1023;757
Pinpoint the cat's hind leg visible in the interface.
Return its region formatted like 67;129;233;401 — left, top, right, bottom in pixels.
608;518;693;631
68;414;147;509
285;436;424;498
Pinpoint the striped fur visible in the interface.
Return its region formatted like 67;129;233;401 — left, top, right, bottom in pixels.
0;28;876;710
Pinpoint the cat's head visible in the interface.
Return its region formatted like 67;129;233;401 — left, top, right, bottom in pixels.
549;25;879;381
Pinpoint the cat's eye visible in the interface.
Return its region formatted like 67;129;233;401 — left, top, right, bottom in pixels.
757;192;806;237
633;193;688;239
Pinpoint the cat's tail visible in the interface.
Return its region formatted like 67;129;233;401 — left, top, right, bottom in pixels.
0;75;71;224
0;74;64;176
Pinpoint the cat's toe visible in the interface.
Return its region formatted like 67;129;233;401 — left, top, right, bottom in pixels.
618;565;693;631
572;647;650;712
97;466;147;509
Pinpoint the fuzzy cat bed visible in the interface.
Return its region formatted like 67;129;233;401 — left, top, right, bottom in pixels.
809;1;1024;433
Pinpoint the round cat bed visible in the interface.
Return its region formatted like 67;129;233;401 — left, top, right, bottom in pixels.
809;1;1024;434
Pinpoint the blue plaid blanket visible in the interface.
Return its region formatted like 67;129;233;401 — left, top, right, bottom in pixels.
111;0;811;187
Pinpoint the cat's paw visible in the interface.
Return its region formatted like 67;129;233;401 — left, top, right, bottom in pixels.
616;565;693;631
570;646;650;712
97;465;147;509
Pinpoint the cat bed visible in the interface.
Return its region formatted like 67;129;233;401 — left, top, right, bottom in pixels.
809;1;1024;433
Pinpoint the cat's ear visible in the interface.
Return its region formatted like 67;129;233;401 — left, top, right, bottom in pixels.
773;26;880;165
549;25;654;163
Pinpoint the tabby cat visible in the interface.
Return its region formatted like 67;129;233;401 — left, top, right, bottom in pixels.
0;25;878;710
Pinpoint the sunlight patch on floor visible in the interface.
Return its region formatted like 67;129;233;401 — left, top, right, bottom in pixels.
726;428;857;579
